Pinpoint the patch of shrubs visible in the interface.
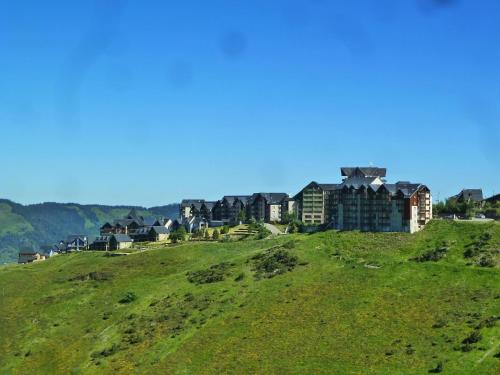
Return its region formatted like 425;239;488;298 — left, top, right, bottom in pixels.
119;292;138;304
476;315;499;329
464;231;493;260
123;333;143;345
460;330;482;352
462;330;482;344
248;220;272;239
412;247;448;262
476;254;495;267
186;262;233;284
428;362;443;373
91;343;121;359
256;226;272;240
480;232;492;242
250;248;298;279
69;271;112;282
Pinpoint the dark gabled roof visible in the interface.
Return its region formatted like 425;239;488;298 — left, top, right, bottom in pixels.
318;183;340;191
152;217;169;226
133;227;150;235
341;167;387;178
190;201;205;210
201;201;217;210
295;182;339;198
67;238;86;247
395;182;422;197
485;193;500;203
142;217;157;226
150;226;170;234
223;196;251;206
341;177;381;189
338;180;425;198
181;199;205;207
93;235;112;243
126;208;142;221
113;234;133;243
19;250;41;255
66;235;87;243
248;193;288;205
113;219;141;227
455;189;483;202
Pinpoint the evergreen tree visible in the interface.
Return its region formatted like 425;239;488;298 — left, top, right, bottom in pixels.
212;229;220;240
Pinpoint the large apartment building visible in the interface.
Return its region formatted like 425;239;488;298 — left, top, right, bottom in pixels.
293;182;338;224
182;193;292;225
294;167;432;233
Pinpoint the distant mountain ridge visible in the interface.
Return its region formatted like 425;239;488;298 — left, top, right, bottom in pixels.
0;199;179;264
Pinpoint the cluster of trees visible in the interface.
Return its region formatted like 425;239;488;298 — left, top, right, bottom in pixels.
170;211;332;245
168;227;187;243
434;198;499;219
282;212;303;233
433;199;477;218
248;218;272;239
173;225;232;243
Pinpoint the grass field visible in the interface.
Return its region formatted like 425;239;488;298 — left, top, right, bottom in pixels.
0;220;499;374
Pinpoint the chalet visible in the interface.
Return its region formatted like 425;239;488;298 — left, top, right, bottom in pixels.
65;235;89;251
131;226;170;242
130;227;150;242
100;218;141;235
90;234;133;251
453;189;484;204
99;209;170;235
149;226;170;241
18;251;47;264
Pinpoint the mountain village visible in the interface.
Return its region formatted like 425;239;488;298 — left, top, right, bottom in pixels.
18;166;498;264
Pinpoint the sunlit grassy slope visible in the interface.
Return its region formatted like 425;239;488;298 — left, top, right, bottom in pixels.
0;221;499;374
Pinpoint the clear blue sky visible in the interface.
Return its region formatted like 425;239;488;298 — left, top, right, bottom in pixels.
1;0;499;206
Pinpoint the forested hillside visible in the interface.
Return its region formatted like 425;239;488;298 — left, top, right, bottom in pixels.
0;199;179;264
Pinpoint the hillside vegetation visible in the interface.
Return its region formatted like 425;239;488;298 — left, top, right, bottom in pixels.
0;221;499;374
0;199;178;264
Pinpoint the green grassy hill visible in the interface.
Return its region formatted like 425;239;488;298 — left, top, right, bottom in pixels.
0;221;499;374
0;199;179;264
